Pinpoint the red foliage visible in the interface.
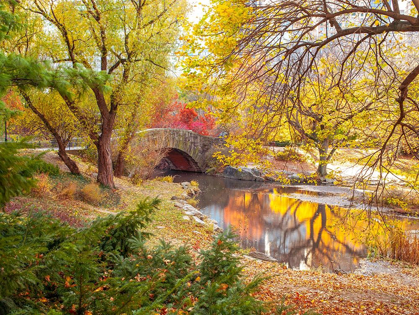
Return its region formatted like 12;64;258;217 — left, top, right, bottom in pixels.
151;99;215;136
2;90;24;111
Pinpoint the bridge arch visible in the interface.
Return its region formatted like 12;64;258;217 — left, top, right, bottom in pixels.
158;148;202;172
138;128;223;172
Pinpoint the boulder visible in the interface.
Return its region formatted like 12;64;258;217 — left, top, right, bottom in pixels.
180;193;191;200
192;216;206;225
208;218;218;225
289;173;304;183
264;175;277;181
181;182;191;189
223;166;265;181
322;178;335;185
183;204;200;213
186;187;201;197
174;202;185;208
247;251;277;262
184;210;205;220
213;224;223;232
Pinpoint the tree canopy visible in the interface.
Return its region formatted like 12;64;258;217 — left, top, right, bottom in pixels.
182;0;419;180
3;0;187;187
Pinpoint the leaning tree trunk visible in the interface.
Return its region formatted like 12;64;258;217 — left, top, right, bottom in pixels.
20;89;80;175
57;142;81;175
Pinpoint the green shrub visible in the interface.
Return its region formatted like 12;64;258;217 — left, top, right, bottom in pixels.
192;230;265;314
26;155;60;176
0;198;266;314
0;141;37;209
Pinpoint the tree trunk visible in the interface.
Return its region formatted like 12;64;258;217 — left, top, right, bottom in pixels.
97;138;115;188
114;108;138;178
19;89;81;175
114;151;126;178
96;117;115;188
317;139;329;179
57;144;81;175
317;160;328;178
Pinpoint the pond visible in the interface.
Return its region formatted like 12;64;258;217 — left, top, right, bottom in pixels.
157;171;416;272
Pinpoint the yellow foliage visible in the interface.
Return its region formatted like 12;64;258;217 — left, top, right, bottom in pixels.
31;174;52;197
155;176;175;183
188;198;199;207
57;182;78;200
81;184;102;205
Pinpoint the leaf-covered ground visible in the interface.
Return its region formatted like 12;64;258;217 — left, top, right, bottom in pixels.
7;151;418;315
243;259;419;314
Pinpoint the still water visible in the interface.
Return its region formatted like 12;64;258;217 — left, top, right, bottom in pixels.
160;171;409;272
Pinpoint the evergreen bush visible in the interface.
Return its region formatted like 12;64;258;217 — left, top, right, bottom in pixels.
0;142;36;209
26;155;60;176
0;198;266;314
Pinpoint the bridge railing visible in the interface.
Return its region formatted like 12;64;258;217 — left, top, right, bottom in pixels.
0;138;88;150
0;128;226;150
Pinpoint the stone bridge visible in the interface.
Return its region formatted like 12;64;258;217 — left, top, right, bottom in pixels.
138;128;225;172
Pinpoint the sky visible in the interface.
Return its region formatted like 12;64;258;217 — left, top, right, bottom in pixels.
188;0;210;23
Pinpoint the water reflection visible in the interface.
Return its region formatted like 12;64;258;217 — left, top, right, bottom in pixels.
159;171;369;271
204;188;367;272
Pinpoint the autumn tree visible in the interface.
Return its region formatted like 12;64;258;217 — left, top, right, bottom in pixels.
16;89;82;174
183;0;419;180
16;0;186;187
113;78;176;177
150;97;216;136
285;55;385;177
0;3;51;206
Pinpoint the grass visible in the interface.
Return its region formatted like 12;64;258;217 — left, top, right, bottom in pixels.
388;232;419;264
80;183;102;205
154;175;175;183
6;165;216;251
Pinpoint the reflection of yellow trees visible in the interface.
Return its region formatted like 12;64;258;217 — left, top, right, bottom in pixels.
269;189;365;264
269;188;411;261
221;187;412;268
333;209;410;258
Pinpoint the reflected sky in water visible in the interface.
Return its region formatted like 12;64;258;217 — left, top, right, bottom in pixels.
161;171;388;272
